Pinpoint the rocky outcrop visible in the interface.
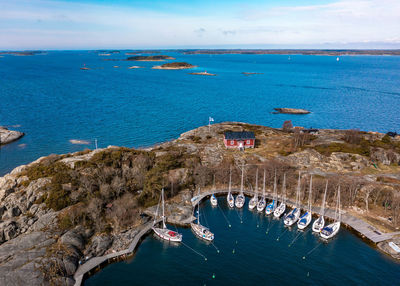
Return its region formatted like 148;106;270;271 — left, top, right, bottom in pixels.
273;108;311;114
371;147;400;166
0;127;24;145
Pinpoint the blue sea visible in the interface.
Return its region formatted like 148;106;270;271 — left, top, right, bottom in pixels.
86;199;400;285
1;51;400;175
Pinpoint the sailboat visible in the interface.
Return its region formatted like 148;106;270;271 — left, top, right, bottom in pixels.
210;175;218;206
274;173;287;218
227;167;235;208
248;169;259;210
297;175;313;230
191;188;215;241
265;172;277;215
152;188;183;242
321;185;341;239
235;164;245;208
284;173;301;226
312;181;328;232
257;170;267;212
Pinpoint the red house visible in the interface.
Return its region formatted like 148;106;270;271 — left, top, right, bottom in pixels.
224;131;255;149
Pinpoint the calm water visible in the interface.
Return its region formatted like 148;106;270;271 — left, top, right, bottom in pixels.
1;51;400;175
86;198;400;285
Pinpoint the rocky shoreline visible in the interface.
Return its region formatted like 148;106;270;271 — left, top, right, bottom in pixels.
0;127;24;145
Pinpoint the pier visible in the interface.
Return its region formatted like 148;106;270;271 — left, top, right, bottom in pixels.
73;219;160;286
191;188;400;244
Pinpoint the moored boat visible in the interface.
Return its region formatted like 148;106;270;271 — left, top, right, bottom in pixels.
248;169;259;210
274;173;287;218
297;175;313;230
284;173;302;226
152;188;182;242
321;186;341;240
257;170;267;212
312;181;328;233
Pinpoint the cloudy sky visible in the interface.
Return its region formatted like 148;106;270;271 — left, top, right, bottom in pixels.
1;0;399;50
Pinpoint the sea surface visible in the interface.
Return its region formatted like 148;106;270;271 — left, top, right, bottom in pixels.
86;198;400;285
1;51;400;175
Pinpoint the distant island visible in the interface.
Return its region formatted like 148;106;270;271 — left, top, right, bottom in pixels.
0;51;45;56
189;71;216;76
153;62;196;69
126;55;175;61
273;108;311;114
182;49;400;56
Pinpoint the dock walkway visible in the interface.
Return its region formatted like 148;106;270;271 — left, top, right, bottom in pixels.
192;188;400;244
73;219;160;286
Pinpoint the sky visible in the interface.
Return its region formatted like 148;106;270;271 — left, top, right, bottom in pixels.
1;0;400;50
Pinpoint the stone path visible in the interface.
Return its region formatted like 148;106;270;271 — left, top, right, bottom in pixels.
73;219;160;286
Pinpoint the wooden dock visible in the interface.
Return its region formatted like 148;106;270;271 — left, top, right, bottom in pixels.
192;188;400;244
73;219;160;286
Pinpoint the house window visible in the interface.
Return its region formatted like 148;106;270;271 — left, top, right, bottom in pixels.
246;140;251;145
230;140;234;145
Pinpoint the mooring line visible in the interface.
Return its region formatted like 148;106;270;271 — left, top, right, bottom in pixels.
217;204;232;228
181;241;208;261
211;242;220;253
234;208;243;223
265;217;274;234
303;243;322;260
276;227;289;241
289;228;310;247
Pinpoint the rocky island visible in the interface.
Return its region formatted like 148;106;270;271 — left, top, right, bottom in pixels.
1;122;400;285
126;55;175;61
189;71;216;76
0;127;24;145
273;108;311;114
152;62;196;69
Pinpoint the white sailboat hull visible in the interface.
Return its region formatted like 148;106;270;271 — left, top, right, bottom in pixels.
320;222;340;239
235;194;245;208
297;212;312;230
227;193;234;208
248;197;258;210
284;208;300;226
257;199;266;212
152;227;182;242
273;203;286;218
312;216;325;232
210;195;218;206
191;223;214;241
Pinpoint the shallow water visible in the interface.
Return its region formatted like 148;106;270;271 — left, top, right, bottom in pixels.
85;198;400;285
1;52;400;174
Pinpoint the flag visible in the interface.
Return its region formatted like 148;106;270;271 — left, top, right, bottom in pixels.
209;117;214;122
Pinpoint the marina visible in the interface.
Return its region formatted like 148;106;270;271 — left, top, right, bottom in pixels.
85;196;400;285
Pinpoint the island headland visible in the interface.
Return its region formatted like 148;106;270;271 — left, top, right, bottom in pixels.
0;122;399;285
152;62;196;69
126;55;175;61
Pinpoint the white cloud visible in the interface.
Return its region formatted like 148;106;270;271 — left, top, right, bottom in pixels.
0;0;399;49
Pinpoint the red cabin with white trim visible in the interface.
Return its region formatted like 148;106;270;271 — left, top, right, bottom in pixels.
223;131;255;149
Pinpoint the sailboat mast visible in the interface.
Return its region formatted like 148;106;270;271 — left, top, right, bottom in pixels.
296;173;301;207
162;188;166;229
255;168;259;196
197;187;201;225
273;171;277;200
308;175;313;211
338;185;341;222
282;173;286;203
322;181;328;215
263;169;266;197
240;164;244;194
229;167;232;194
